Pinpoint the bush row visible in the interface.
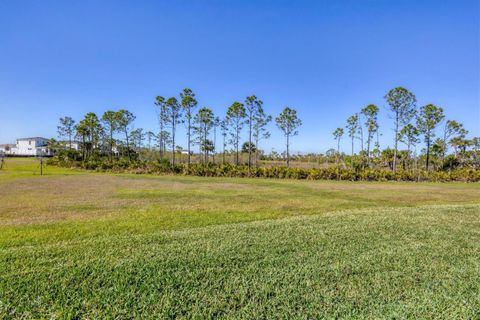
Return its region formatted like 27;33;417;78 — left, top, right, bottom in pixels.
48;157;480;182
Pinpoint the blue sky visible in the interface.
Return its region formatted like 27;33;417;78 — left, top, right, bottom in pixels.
1;0;478;153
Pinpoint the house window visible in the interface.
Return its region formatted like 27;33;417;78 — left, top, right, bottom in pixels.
29;140;32;145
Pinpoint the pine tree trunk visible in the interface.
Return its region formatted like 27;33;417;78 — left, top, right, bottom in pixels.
255;136;259;168
110;129;113;162
248;115;252;171
172;122;176;166
213;126;216;164
159;119;164;159
286;134;290;167
393;114;399;172
187;115;191;167
425;137;430;171
366;132;371;166
351;137;354;156
204;127;208;164
337;139;340;164
125;130;131;161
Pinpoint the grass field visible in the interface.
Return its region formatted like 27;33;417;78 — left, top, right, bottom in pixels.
1;158;479;318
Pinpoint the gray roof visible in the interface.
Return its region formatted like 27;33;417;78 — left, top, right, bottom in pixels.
16;137;49;141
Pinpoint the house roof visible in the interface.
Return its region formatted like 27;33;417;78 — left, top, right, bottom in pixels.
16;137;48;141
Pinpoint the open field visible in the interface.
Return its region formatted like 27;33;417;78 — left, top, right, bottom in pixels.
1;158;479;318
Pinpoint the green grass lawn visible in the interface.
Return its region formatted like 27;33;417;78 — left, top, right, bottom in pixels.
1;158;479;318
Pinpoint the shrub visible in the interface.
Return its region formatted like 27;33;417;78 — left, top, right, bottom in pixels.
51;156;480;182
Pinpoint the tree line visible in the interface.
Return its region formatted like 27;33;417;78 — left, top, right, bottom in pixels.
56;89;302;169
55;86;478;171
332;87;477;171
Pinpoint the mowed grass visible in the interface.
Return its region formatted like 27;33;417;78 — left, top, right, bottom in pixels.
0;158;479;318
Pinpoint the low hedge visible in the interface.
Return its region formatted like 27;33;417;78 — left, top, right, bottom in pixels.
48;158;480;182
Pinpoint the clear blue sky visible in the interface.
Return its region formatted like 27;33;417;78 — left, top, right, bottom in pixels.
1;0;478;153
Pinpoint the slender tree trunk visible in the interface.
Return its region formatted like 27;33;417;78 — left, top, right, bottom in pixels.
336;138;340;164
350;135;355;168
407;142;411;171
110;129;113;161
234;121;240;165
204;125;208;164
125;130;131;161
248;114;252;171
442;126;447;166
286;134;290;167
82;135;86;161
172;121;176;166
359;127;364;153
366;132;371;166
351;137;354;156
425;136;430;171
414;147;418;172
159;120;164;159
255;136;259;168
393;114;399;172
187;114;191;167
236;129;239;165
223;139;226;165
213;125;216;164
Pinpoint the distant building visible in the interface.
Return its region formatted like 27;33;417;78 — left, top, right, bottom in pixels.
0;144;17;155
17;137;53;156
58;140;81;151
0;137;53;156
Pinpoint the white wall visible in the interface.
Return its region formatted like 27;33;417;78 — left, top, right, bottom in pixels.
0;145;18;155
16;138;49;156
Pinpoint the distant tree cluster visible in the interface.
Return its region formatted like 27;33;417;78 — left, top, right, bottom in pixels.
332;87;478;171
54;86;479;173
55;89;301;168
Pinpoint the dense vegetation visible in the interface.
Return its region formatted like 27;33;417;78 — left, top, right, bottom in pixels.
1;158;479;318
49;157;480;182
47;86;479;181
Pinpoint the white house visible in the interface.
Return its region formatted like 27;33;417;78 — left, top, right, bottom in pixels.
0;144;17;155
0;137;75;156
14;137;52;156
